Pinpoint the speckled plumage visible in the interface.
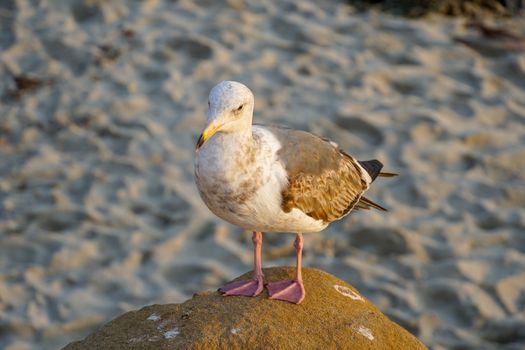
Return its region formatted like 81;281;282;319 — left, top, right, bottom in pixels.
196;124;327;233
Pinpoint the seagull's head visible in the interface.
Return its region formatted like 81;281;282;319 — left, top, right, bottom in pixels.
196;81;254;150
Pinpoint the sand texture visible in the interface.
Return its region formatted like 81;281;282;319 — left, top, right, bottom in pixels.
64;268;427;350
0;1;524;349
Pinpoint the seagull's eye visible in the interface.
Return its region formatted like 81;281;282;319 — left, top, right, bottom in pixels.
235;104;244;112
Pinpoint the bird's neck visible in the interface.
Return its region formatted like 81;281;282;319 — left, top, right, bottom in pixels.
197;127;258;187
217;127;254;153
198;126;256;170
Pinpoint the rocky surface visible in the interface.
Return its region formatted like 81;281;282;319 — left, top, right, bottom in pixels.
63;267;427;350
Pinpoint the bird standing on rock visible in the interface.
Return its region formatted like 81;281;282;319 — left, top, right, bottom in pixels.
194;81;396;304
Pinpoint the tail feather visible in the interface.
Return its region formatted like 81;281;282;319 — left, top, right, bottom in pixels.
378;172;398;177
355;159;397;212
358;196;388;211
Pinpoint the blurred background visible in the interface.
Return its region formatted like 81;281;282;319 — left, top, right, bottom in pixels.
0;1;524;349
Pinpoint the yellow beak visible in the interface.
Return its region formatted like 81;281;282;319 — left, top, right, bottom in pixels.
196;121;224;150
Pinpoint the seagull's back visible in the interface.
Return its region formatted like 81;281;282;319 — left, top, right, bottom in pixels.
260;125;374;222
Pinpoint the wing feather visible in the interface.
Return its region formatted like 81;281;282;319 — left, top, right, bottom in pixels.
265;126;369;223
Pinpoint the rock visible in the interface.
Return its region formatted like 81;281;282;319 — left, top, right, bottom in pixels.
63;267;427;350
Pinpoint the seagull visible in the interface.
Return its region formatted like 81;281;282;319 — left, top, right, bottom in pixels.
194;81;396;304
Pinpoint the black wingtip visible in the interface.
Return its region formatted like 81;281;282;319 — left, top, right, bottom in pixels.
358;160;383;181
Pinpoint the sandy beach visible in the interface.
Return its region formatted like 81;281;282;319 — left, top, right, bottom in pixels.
1;1;524;349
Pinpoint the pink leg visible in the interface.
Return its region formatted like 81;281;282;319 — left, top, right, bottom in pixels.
219;231;264;297
267;233;305;304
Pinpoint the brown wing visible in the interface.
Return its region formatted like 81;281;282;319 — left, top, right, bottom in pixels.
265;126;369;224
